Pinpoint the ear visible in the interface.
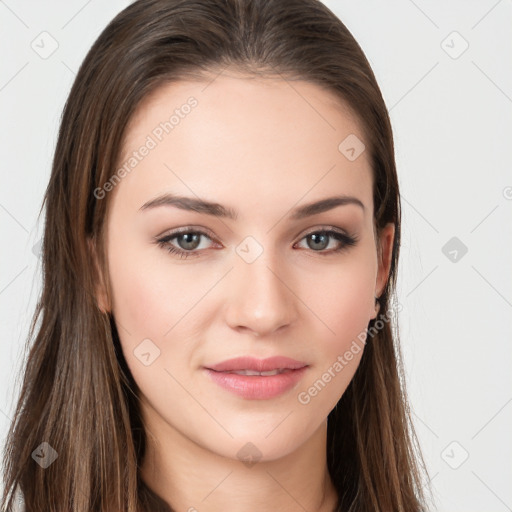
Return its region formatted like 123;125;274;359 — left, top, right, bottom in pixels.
87;236;110;314
370;222;395;320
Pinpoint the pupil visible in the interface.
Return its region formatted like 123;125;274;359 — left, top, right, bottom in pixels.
179;233;200;250
309;233;328;250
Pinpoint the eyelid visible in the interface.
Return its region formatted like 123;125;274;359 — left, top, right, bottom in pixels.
298;224;352;239
156;225;218;240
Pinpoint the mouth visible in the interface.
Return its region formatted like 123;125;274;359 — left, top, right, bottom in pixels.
203;364;309;400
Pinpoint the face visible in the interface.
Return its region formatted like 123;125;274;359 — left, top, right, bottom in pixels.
94;70;394;462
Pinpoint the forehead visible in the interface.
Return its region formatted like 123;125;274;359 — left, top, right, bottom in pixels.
112;72;373;219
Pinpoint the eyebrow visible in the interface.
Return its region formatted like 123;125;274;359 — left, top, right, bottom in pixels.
139;193;365;220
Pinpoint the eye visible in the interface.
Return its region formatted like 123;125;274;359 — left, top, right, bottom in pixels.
155;229;217;259
295;229;358;254
155;227;358;260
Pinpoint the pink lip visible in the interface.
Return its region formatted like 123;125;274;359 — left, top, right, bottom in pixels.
203;356;309;400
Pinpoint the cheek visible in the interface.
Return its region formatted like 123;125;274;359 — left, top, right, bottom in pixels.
298;255;375;399
107;236;207;341
106;252;205;407
106;239;224;392
305;255;376;342
108;256;167;343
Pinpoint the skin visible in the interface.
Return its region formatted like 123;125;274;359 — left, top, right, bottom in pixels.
93;69;394;512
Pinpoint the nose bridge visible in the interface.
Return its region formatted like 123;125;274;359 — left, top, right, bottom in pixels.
225;237;297;335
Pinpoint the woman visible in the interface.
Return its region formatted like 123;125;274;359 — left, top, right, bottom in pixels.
1;0;430;510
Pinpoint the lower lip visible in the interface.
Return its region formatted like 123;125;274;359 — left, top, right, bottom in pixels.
203;367;308;400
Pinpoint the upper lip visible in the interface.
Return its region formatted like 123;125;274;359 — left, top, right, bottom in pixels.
206;356;308;372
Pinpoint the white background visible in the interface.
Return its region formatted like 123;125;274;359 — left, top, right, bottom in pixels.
1;1;511;510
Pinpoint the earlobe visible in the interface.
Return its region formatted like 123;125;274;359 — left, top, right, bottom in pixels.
86;237;110;314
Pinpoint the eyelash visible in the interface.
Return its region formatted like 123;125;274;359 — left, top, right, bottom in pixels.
155;227;358;260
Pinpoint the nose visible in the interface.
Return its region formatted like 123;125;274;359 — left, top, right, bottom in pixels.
224;249;299;337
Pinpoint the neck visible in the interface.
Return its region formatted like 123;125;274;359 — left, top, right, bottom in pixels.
140;411;338;512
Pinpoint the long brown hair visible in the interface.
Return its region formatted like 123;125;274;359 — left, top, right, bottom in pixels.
1;0;430;510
